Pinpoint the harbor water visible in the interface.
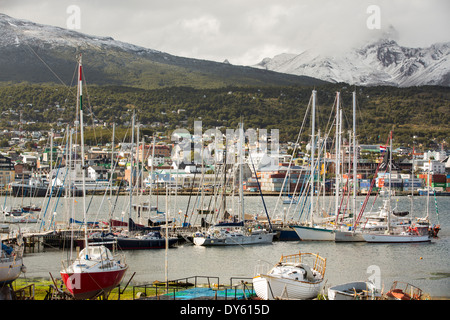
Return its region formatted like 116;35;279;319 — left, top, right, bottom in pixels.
11;193;450;298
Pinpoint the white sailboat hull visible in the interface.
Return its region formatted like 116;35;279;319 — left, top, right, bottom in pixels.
253;274;323;300
362;233;430;243
334;230;365;242
0;257;24;285
292;225;335;241
193;232;274;246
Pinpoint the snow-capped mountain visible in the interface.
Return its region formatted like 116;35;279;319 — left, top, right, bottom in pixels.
0;13;324;88
0;13;160;54
253;39;450;87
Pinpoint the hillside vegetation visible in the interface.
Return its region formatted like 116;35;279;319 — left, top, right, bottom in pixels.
0;83;448;148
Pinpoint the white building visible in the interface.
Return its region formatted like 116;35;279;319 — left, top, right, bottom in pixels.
423;160;446;174
424;150;446;161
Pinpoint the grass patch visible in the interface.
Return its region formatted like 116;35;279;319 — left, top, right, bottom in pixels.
10;277;142;300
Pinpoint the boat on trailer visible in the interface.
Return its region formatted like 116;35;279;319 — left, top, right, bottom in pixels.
60;55;128;300
253;252;326;300
60;244;128;300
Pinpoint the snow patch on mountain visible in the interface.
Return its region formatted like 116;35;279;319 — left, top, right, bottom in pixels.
0;13;160;55
253;38;450;87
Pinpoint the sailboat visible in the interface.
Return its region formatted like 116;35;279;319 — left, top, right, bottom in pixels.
89;111;178;250
193;223;274;246
253;252;326;300
193;123;275;246
334;91;366;242
292;90;337;241
60;55;128;299
362;132;431;243
0;226;25;287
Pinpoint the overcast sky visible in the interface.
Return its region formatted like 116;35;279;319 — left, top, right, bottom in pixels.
2;0;449;65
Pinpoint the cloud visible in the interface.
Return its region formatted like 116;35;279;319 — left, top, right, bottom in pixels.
2;0;449;65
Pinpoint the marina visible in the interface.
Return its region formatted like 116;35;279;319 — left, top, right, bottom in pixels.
3;194;449;300
0;2;448;311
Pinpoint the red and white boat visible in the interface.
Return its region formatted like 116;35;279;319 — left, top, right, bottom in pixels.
60;245;128;300
60;54;128;299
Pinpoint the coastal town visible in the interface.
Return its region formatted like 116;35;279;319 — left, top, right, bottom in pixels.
1;125;449;198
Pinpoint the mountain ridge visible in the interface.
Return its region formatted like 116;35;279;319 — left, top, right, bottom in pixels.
0;13;326;89
253;38;450;87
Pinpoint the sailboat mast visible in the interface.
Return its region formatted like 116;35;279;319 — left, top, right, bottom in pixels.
310;90;316;227
388;131;392;233
411;146;414;217
109;122;115;232
129;110;135;232
149;135;156;215
69;127;74;259
352;91;357;228
334;92;340;219
77;54;89;257
239;123;244;221
426;159;430;220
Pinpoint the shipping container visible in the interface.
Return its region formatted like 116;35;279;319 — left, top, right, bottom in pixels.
432;183;446;188
432;174;446;183
384;178;403;183
402;182;422;187
270;173;286;179
377;172;390;177
403;178;423;182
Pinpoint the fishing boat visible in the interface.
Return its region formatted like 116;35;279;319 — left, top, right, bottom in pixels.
52;172;114;195
253;252;326;300
10;178;52;198
0;226;26;286
327;281;380;300
60;55;128;300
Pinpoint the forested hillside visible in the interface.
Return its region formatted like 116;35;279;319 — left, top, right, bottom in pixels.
0;83;448;148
